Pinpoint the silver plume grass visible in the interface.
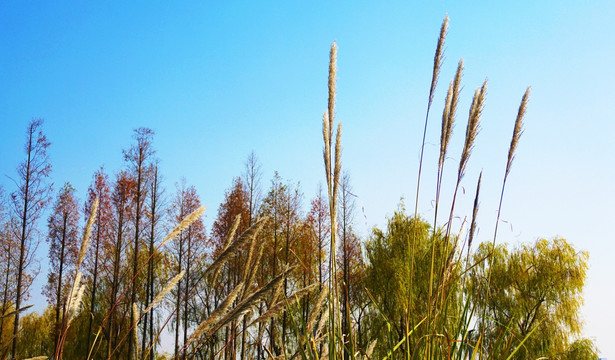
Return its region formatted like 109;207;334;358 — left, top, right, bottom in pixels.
160;205;206;248
449;59;464;131
507;87;530;176
459;80;487;180
430;14;449;105
77;196;98;270
206;217;267;278
132;302;139;360
307;288;328;331
468;171;482;253
323;112;331;189
439;81;454;169
187;282;245;347
250;284;318;326
328;42;337;142
145;270;185;314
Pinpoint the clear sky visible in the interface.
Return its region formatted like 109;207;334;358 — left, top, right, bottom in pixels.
1;1;614;356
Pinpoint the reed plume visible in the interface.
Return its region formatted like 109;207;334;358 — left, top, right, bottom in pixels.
433;59;463;229
323;40;342;359
144;270;185;314
206;216;266;278
415;14;449;216
186;282;245;347
307;288;328;331
67;280;86;320
438;82;454;169
323;112;331;189
77;196;98;270
365;339;377;359
428;60;464;318
132;303;139;360
440;80;487;295
244;243;264;292
458;80;487;181
160;205;206;248
467;171;482;254
223;214;241;251
493;87;531;242
506;87;530;176
482;86;530;337
328;42;337;142
250;284;318;326
0;305;32;319
449;59;464;128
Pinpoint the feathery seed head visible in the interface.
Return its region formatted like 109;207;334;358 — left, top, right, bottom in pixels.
328;42;337;134
333;122;342;196
68;282;86;319
77;196;98;270
188;281;244;346
161;205;206;248
459;80;487;179
449;59;464;127
507;87;530;176
147;270;185;314
439;81;454;168
468;171;482;252
132;303;139;359
366;340;378;359
430;15;449;104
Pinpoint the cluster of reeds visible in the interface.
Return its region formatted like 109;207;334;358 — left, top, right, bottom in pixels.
316;14;531;360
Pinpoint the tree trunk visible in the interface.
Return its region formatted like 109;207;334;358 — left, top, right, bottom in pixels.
87;215;102;352
0;243;11;343
108;207;125;359
54;215;68;355
12;137;32;359
128;158;143;359
183;227;192;360
174;232;183;358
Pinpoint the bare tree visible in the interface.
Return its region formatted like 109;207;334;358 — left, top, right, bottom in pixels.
141;162;165;359
123;127;155;358
10;119;52;358
241;151;262;360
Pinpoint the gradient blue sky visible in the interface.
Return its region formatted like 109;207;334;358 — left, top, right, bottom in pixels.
1;1;614;356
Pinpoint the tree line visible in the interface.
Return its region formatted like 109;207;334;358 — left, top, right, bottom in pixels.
0;116;597;360
0;120;366;359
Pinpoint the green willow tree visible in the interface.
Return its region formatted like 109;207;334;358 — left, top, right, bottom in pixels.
364;206;461;358
471;238;597;360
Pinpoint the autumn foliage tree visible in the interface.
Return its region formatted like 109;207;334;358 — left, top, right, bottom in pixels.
141;162;165;359
105;171;136;357
84;167;113;353
0;187;18;344
123;127;155;357
44;182;81;351
210;177;250;359
167;180;208;359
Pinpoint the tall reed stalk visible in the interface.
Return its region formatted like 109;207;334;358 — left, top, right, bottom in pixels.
322;41;343;360
414;15;449;217
481;87;530;335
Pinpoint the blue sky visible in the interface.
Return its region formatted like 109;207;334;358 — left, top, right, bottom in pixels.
1;1;614;356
